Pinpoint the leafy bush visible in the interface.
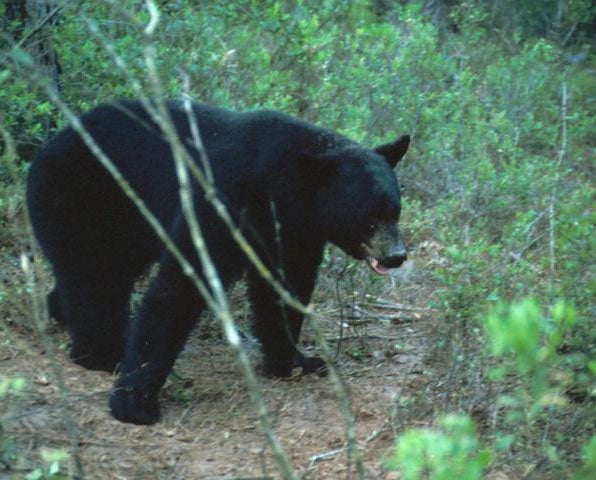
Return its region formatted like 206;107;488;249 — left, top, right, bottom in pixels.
387;298;595;479
486;299;578;420
385;414;491;480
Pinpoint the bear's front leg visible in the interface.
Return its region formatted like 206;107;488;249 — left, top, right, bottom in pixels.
110;263;204;424
247;253;326;378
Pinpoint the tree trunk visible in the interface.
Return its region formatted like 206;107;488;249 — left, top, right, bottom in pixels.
5;0;62;94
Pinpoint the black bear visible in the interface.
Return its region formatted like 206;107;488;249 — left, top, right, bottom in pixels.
26;100;410;424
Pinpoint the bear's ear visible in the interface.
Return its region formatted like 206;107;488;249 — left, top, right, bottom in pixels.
375;134;410;168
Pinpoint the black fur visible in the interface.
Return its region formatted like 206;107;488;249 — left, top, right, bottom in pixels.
26;100;410;424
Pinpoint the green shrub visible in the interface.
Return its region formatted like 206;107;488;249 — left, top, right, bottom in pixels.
385;414;491;480
388;298;594;479
486;299;577;419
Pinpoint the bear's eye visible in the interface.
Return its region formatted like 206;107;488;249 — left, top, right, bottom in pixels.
368;223;376;232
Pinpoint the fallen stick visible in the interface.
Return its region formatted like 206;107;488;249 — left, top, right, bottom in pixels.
309;447;344;466
360;301;432;312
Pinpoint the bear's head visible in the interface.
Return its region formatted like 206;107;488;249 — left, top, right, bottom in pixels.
314;135;410;275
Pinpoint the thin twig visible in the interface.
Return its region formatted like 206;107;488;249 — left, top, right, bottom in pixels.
356;301;432;312
13;3;64;48
20;254;85;479
0;101;84;478
548;79;567;297
141;12;298;477
309;447;344;466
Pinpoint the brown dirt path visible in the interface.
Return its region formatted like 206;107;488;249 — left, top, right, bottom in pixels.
1;250;438;479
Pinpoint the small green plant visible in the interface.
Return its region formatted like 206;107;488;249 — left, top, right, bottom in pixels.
574;435;596;480
384;414;491;480
486;298;577;419
2;380;71;478
0;376;26;398
486;298;595;476
0;377;26;470
166;371;193;406
25;448;70;480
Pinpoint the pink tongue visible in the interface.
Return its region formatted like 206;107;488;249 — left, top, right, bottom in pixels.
369;258;391;275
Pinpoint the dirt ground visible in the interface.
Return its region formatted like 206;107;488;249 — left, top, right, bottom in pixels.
1;245;441;479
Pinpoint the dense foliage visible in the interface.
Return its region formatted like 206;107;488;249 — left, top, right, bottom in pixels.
1;1;595;478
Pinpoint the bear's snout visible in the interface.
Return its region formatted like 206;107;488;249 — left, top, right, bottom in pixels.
381;246;407;268
362;225;408;275
369;224;407;268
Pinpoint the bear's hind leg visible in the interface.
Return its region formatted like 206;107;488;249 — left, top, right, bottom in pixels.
110;260;206;424
55;270;137;372
110;237;242;425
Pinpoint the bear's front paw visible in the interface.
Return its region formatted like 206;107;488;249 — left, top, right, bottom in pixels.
296;354;328;377
110;384;160;425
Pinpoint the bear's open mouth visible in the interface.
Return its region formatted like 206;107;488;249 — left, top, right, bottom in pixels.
368;257;391;275
360;242;392;276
